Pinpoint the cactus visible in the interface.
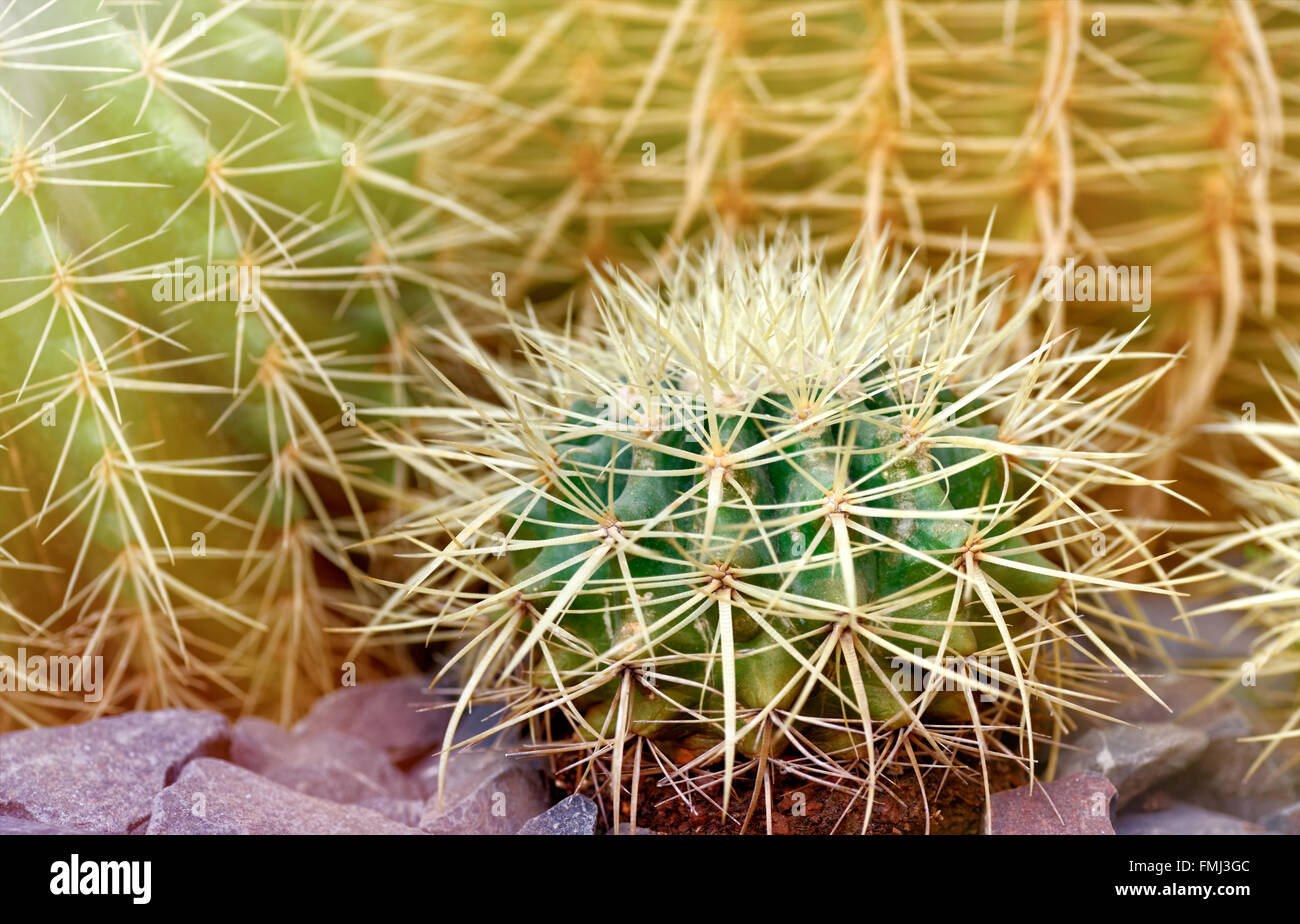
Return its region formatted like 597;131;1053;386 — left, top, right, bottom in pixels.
412;0;1299;522
1179;340;1300;775
0;0;508;725
376;230;1181;831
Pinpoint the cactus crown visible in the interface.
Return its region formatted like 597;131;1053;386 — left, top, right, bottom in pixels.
380;229;1182;829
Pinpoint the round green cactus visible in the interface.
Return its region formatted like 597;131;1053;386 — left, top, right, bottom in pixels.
378;229;1181;827
0;0;504;724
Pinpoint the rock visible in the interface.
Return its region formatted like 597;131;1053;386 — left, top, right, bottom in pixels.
1057;723;1208;810
0;710;229;833
0;816;90;835
1262;802;1300;834
1163;731;1296;822
230;718;417;804
518;794;599;835
292;675;446;764
986;773;1116;835
1085;672;1296;821
406;704;526;799
419;751;549;835
1109;673;1233;726
1115;802;1272;835
442;702;525;750
228;716;292;773
356;796;424;828
410;747;512;802
145;759;421;835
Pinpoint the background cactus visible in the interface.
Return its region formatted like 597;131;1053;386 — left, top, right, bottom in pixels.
409;0;1299;522
375;230;1184;831
1178;342;1300;774
0;0;507;726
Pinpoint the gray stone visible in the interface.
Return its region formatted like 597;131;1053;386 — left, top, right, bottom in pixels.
987;773;1116;835
1086;673;1296;821
1163;732;1296;822
231;717;416;804
0;710;229;833
145;759;421;835
1262;801;1300;834
419;752;549;835
1115;802;1272;835
518;794;599;835
1057;723;1208;810
293;675;446;763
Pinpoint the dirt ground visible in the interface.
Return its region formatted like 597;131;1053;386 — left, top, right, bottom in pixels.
557;751;1030;835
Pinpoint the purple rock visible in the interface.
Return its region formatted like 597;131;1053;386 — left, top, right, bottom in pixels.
0;816;91;835
0;710;229;833
228;716;292;773
356;796;424;828
292;676;446;764
518;794;599;835
987;773;1117;835
1115;802;1272;835
419;751;549;835
1057;723;1208;811
145;759;421;835
230;718;417;803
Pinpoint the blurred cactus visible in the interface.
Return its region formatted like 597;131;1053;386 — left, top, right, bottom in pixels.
0;0;508;725
410;0;1298;519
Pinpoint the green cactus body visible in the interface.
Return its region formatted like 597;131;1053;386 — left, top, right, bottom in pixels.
0;0;496;722
380;230;1177;819
508;381;1060;754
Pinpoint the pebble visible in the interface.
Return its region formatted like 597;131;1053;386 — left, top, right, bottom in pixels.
518;794;600;835
1114;802;1272;835
292;675;446;764
986;773;1117;835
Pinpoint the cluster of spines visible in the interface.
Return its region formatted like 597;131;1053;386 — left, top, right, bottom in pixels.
371;230;1186;831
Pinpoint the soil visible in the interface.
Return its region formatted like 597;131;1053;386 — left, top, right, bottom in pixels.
555;751;1029;835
